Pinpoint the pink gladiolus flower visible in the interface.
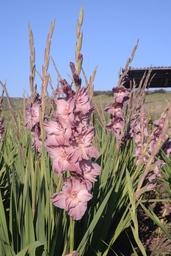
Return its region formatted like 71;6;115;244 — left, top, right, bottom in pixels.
104;86;130;142
80;160;101;191
163;141;171;157
104;102;123;117
106;117;123;138
75;87;91;115
31;135;42;153
51;177;92;220
0;117;5;139
0;117;4;125
148;159;162;183
25;103;41;129
134;132;142;144
44;120;71;146
31;124;42;153
74;107;95;126
68;126;100;163
146;183;156;192
112;86;130;103
46;145;71;177
56;79;76;100
55;98;75;128
153;117;165;129
46;145;81;176
44;68;100;220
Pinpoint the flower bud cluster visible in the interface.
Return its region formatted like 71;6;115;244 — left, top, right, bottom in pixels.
44;76;101;220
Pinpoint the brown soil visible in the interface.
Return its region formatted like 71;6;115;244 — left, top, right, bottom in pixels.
109;185;171;256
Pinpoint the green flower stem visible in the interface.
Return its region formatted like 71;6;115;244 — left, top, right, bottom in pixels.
70;216;75;252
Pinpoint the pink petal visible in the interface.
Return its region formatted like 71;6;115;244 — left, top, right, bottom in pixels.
68;201;87;220
51;192;67;210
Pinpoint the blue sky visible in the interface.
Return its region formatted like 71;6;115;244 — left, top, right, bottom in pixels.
0;0;171;97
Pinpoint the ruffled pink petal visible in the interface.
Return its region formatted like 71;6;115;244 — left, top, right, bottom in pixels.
77;188;93;202
88;146;100;158
68;201;87;221
51;192;67;210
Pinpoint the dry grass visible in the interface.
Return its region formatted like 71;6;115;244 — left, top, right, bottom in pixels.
93;91;171;120
144;92;171;118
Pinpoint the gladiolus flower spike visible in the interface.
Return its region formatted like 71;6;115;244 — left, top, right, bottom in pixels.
44;75;101;220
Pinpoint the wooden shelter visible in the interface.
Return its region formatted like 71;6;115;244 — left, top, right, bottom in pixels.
122;67;171;89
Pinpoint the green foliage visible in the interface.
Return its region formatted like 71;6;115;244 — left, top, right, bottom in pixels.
0;112;146;255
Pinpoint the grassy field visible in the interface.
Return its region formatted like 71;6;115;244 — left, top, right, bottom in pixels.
145;91;171;118
93;91;171;119
1;91;171;124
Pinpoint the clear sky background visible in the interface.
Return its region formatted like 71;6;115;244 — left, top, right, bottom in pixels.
0;0;171;97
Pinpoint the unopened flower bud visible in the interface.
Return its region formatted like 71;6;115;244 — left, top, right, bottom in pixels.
29;39;32;55
45;75;49;91
50;20;55;38
42;66;46;81
76;19;79;38
30;56;33;73
45;56;50;72
28;22;31;37
79;4;83;26
32;47;35;63
46;35;51;54
78;32;83;52
44;48;48;65
29;75;33;93
75;44;78;63
76;55;83;75
32;65;35;81
30;31;34;46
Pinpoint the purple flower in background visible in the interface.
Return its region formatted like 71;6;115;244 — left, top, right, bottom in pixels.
148;159;163;183
25;102;41;129
0;103;5;140
146;183;156;192
104;102;123;118
112;86;130;103
104;85;130;142
31;124;42;153
106;117;124;139
25;91;48;153
0;117;5;139
79;160;101;191
163;140;171;157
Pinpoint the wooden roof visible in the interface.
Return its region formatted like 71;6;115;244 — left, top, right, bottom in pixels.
122;67;171;88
